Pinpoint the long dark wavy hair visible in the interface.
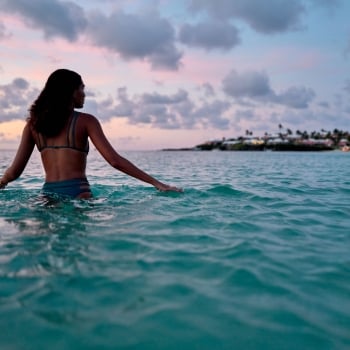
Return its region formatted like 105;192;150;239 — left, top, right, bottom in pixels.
29;69;83;136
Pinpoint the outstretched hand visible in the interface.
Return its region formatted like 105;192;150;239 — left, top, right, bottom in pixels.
155;182;183;192
0;181;7;189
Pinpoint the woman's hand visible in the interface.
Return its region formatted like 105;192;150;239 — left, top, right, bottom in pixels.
0;180;7;189
154;182;183;192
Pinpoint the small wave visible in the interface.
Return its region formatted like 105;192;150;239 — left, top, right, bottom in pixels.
208;184;243;195
199;184;246;198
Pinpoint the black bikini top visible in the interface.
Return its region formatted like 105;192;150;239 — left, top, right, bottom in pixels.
37;111;89;154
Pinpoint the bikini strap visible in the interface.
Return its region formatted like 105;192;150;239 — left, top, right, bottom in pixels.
68;111;79;149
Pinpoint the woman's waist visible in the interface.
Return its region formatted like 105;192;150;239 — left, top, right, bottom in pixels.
44;177;89;185
44;168;87;183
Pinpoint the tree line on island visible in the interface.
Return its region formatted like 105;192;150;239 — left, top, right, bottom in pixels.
164;125;350;151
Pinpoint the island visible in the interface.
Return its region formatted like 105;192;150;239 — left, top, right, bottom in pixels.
163;127;350;152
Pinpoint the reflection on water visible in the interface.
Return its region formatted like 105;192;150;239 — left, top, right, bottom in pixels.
0;150;350;349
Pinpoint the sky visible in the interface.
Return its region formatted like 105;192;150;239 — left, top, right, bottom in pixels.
0;0;349;150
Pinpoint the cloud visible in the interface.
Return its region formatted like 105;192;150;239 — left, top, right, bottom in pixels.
234;109;257;122
222;70;273;98
131;89;191;129
0;78;39;122
0;75;335;136
0;0;87;41
135;90;231;129
82;87;135;121
318;101;330;108
85;85;232;130
0;71;318;134
84;87;185;128
87;10;182;70
0;2;181;70
113;87;135;117
135;91;231;130
200;83;216;97
273;86;315;109
188;0;305;34
222;69;315;109
191;100;231;129
278;109;350;132
141;90;188;104
179;21;240;51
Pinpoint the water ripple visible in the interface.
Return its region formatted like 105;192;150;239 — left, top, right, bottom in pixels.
1;150;350;349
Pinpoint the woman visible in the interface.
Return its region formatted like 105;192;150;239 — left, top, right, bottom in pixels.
0;69;182;198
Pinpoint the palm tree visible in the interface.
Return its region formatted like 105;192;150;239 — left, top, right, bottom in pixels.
332;129;341;145
302;131;309;139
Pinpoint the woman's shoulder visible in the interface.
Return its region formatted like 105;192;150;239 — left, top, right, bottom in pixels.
77;111;96;119
25;119;36;136
77;112;100;124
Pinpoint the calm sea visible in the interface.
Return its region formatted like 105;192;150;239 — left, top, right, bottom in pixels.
0;149;349;350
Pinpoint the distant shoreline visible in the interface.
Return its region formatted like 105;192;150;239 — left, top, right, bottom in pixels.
161;146;338;152
163;128;350;152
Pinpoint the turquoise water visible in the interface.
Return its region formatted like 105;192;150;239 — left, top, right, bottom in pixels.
0;149;349;350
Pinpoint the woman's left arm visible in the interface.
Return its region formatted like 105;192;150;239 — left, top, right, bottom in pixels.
0;123;35;188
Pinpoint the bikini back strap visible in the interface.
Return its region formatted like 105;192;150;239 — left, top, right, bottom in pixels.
68;111;79;149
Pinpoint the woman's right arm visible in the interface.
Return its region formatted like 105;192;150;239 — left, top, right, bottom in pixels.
85;114;182;192
0;123;35;188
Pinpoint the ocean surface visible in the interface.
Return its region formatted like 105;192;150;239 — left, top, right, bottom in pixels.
0;149;349;350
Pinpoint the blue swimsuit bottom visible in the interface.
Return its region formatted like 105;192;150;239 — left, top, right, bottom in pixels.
43;178;91;198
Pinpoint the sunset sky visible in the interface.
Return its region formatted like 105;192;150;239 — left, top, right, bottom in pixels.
0;0;349;150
